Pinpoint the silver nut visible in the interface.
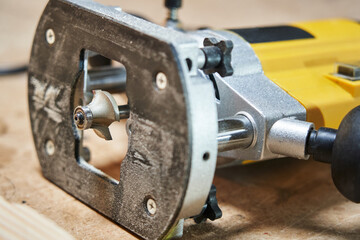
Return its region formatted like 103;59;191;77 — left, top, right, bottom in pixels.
46;29;55;45
155;72;167;90
146;198;157;215
45;140;55;156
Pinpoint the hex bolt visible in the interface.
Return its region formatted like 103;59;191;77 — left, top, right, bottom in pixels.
46;29;55;45
146;198;157;215
155;72;167;90
45;140;55;156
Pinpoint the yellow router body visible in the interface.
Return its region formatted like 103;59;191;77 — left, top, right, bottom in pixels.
251;19;360;129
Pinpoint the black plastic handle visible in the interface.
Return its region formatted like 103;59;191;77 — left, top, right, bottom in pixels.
307;106;360;203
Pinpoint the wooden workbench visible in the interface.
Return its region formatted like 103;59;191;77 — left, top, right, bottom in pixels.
1;0;360;239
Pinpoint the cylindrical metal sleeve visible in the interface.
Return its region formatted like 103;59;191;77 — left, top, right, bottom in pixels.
267;118;314;159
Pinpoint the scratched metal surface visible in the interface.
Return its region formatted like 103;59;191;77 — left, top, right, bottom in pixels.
1;0;360;239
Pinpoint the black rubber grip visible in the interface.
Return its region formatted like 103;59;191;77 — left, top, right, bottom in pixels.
228;26;314;44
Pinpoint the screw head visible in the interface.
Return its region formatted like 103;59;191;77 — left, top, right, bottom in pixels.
74;111;85;128
45;140;55;156
146;198;157;216
46;29;55;45
155;72;167;90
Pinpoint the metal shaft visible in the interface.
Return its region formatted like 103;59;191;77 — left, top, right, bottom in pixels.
118;105;130;119
217;115;254;152
88;66;126;92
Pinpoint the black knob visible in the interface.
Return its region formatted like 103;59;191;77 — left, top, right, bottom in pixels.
332;106;360;203
165;0;182;9
201;38;234;77
192;184;222;224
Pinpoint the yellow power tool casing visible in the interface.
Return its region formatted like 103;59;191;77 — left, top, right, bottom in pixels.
250;19;360;129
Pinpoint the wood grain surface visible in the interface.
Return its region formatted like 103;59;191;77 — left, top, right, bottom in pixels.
0;196;74;240
1;0;360;239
